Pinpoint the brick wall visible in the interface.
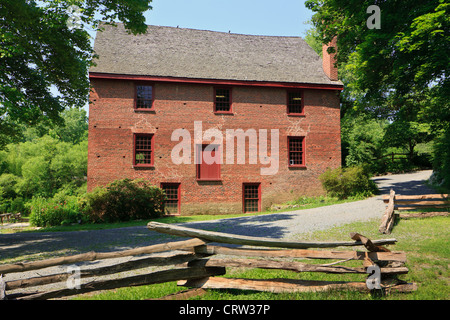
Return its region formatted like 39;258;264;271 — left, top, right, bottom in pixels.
322;37;338;81
88;79;341;215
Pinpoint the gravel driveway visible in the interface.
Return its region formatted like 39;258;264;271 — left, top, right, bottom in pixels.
0;170;435;297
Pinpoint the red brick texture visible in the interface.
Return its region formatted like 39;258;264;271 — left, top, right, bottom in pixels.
87;79;341;215
322;37;338;81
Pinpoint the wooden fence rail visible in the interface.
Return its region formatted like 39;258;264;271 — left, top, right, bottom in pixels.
0;213;23;225
148;222;416;295
380;190;449;234
1;222;417;300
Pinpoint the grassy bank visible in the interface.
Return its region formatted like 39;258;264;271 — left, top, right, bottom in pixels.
75;215;449;300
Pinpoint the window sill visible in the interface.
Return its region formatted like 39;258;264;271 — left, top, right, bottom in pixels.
134;108;155;113
196;178;222;181
287;113;305;117
288;165;307;169
133;165;155;169
214;111;234;115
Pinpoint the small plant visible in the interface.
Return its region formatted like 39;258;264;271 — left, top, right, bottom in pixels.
319;166;378;199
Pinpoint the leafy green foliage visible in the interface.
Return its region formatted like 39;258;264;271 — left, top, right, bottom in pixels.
28;195;86;227
304;1;448;178
341;115;386;168
303;24;322;57
0;0;152;145
431;128;450;189
0;135;87;200
319;166;378;199
383;120;433;157
81;179;165;223
0;108;88;214
305;0;449;111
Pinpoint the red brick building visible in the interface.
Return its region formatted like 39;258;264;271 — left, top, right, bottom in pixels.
88;24;343;215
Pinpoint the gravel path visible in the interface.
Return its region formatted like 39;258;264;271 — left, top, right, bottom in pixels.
0;170;435;297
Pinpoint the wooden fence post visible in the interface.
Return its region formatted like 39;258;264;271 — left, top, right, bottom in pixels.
379;189;396;234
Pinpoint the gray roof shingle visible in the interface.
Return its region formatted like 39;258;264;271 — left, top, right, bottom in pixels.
90;23;342;86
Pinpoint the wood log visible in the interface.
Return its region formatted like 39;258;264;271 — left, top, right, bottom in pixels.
0;275;5;300
178;277;417;293
395;205;449;210
188;258;409;275
383;194;449;201
384;213;398;234
192;245;407;263
350;233;390;252
391;200;449;206
399;212;450;219
147;221;397;249
0;238;206;275
150;288;208;300
5;253;198;291
379;189;395;234
15;267;225;300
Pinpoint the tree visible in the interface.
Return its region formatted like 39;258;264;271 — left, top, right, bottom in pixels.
305;0;449;117
383;120;432;160
0;0;152;147
17;107;88;144
306;0;449;182
50;107;89;144
303;24;322;57
342;114;386;168
0;106;89;209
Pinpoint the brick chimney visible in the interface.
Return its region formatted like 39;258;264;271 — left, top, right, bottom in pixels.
322;37;338;81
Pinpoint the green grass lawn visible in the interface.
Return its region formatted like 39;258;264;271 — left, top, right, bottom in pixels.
74;215;449;300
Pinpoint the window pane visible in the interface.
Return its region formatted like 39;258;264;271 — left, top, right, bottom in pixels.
289;137;304;165
244;185;259;199
244;199;259;213
243;184;260;213
288;91;303;114
162;183;180;215
136;85;153;109
215;88;230;112
135;135;152;165
163;185;179;200
165;201;179;214
289;137;303;152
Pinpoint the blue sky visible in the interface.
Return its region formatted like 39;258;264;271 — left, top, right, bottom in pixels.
144;0;314;36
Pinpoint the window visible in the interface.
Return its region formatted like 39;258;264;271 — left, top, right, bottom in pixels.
243;183;261;213
288;136;305;167
135;84;154;110
161;183;180;215
196;144;221;180
287;90;304;115
214;88;232;113
134;134;154;166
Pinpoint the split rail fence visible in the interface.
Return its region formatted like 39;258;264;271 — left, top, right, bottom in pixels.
1;221;417;300
379;189;449;234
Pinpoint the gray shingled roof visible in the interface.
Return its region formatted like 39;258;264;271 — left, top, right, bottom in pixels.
90;23;341;86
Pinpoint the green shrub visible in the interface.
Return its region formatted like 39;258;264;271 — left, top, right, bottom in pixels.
29;195;86;227
319;166;378;199
81;178;165;223
431;128;450;189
